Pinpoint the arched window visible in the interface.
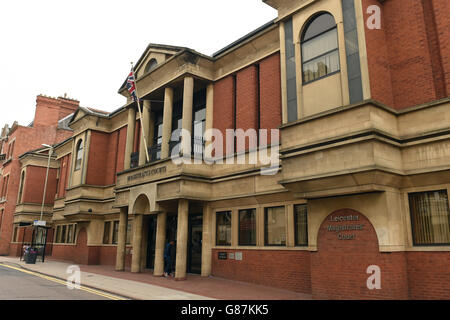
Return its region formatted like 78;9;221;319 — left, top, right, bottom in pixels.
75;140;83;171
144;58;158;74
301;13;340;84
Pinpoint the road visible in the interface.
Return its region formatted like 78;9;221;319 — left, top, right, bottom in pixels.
0;263;125;300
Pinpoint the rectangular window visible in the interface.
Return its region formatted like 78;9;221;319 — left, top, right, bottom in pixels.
3;175;9;199
55;226;61;243
67;225;74;244
238;209;256;246
103;221;111;244
12;225;18;242
409;190;450;246
10;141;15;159
61;225;67;244
72;224;77;243
126;220;133;245
152;111;164;162
193;101;206;159
0;209;4;233
216;211;232;246
112;221;119;244
264;206;286;246
294;204;308;246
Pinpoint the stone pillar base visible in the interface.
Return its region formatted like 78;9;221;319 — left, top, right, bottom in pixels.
175;277;187;281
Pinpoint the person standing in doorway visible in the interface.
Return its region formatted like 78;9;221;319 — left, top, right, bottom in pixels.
164;240;175;277
170;240;176;277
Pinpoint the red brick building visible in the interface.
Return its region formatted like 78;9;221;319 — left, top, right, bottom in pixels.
0;95;78;255
3;0;450;299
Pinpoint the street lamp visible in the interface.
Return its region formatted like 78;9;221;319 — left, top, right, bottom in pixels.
39;144;53;222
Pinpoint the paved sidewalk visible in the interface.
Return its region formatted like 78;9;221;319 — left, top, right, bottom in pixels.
0;256;209;300
0;256;312;300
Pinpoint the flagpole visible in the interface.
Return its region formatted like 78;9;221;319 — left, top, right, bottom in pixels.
131;62;150;163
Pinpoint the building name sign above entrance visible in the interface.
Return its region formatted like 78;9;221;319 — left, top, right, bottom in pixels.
127;166;167;182
326;214;365;241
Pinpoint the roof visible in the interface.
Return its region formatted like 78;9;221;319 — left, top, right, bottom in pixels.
19;145;56;160
57;113;75;130
212;19;276;57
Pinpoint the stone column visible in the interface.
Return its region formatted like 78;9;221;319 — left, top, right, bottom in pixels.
154;211;167;276
124;107;136;169
201;203;212;277
175;199;189;280
131;214;143;273
161;87;174;159
204;84;214;160
139;100;151;166
181;77;194;157
115;207;128;271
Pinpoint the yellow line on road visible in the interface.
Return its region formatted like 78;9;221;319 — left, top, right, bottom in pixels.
0;263;126;300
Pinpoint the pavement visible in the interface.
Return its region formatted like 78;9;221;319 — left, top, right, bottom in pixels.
0;256;312;300
0;264;111;300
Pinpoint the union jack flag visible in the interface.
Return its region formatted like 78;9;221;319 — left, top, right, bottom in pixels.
126;70;138;102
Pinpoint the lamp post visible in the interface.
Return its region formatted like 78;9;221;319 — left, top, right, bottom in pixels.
39;144;53;222
30;144;53;263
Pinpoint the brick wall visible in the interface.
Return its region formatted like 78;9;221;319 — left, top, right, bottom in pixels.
212;249;311;293
236;65;259;152
53;242;132;268
86;128;127;186
210;209;450;299
430;0;450;95
259;53;282;146
213;76;235;157
52;228;100;265
407;251;450;300
115;126;127;174
0;160;21;254
0;95;79;255
33;95;79;127
311;209;409;300
363;0;448;109
213;53;282;155
86;131;109;186
98;245;132;268
22;165;58;204
57;154;71;198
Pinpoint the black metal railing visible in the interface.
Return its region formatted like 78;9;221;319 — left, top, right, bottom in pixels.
148;145;162;163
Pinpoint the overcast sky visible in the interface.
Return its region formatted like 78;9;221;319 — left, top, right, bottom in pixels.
0;0;277;129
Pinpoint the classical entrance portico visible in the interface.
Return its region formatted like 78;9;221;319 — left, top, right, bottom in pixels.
115;196;212;280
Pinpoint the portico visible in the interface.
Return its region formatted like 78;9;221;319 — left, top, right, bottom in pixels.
114;192;213;281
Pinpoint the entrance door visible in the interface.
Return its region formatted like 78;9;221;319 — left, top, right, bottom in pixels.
146;216;157;269
187;214;202;274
